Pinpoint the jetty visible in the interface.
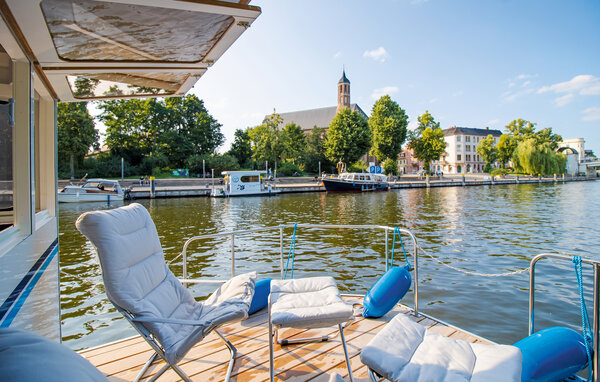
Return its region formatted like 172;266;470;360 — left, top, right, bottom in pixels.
57;174;596;200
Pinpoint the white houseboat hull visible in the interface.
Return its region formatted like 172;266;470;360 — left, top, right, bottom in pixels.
58;193;124;203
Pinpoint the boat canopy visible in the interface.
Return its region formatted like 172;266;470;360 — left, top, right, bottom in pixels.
3;0;261;102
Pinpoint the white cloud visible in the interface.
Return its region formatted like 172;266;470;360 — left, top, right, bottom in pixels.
429;97;438;104
538;75;600;106
486;119;500;126
502;74;537;103
363;47;389;62
538;75;600;96
502;88;534;103
554;93;575;107
371;86;398;100
333;51;342;59
582;107;600;122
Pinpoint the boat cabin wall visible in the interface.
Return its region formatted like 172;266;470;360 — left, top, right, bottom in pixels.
0;18;60;340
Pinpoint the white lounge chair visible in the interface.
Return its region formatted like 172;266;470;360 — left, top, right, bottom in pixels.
76;203;256;382
360;314;522;382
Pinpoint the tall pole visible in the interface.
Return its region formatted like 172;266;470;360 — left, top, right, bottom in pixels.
203;159;205;178
318;161;321;177
265;160;268;173
121;157;124;181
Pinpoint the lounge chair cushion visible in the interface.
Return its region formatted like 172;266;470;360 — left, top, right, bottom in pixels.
0;328;108;382
76;203;255;364
270;276;353;329
360;314;522;382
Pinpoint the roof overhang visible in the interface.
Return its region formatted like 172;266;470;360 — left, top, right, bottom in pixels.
2;0;260;101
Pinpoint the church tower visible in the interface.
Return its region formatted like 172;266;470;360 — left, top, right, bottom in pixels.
337;69;351;112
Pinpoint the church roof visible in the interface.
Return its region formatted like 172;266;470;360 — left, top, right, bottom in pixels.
338;70;350;84
277;104;367;131
443;126;502;137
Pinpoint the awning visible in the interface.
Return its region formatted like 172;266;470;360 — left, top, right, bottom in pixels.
2;0;261;101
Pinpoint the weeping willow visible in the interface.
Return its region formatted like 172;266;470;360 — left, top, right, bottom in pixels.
513;139;566;175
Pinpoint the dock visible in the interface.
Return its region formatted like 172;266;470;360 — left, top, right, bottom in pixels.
80;296;489;381
57;175;596;200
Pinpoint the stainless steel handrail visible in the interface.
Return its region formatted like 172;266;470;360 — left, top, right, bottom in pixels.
179;224;420;315
529;253;600;381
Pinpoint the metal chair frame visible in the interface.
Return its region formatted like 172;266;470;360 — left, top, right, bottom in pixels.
267;292;355;382
115;303;237;382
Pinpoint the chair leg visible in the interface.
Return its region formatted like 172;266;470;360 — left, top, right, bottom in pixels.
215;329;237;382
367;368;380;382
339;323;354;382
134;352;159;382
147;363;175;382
268;296;275;382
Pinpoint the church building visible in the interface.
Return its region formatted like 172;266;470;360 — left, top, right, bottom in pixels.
275;70;368;134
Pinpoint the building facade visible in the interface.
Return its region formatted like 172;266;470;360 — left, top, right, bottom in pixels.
434;126;502;174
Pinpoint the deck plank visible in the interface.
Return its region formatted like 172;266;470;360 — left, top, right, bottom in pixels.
84;299;491;381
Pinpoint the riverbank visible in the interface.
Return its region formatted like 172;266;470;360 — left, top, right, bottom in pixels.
57;174;597;199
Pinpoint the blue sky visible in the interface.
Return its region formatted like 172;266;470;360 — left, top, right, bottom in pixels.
191;0;600;154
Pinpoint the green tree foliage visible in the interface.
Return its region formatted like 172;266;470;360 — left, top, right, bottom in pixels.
496;134;517;168
248;113;282;165
227;129;253;168
476;135;498;170
57;102;99;179
186;153;240;176
382;158;398;176
325;107;371;164
369;95;408;161
279;122;306;164
513;139;566;175
501;119;563;171
278;162;301;176
407;111;446;172
98;95;223;168
303;127;331;173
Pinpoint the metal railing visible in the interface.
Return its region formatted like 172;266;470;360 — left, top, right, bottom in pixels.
529;254;600;381
178;224;420;315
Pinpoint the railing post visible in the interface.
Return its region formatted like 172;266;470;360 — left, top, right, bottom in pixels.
529;260;536;335
385;228;389;271
182;247;187;283
231;234;235;278
413;236;419;316
280;227;284;279
594;263;599;381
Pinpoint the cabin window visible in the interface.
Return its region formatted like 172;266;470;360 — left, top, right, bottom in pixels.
0;47;13;233
241;175;259;183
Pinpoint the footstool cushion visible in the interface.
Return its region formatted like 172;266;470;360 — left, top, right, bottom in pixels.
270;276;353;329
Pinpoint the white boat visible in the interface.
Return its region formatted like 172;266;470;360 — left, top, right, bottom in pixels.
211;170;279;197
58;179;127;203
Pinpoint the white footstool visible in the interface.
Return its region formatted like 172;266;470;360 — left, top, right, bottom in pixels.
268;276;355;382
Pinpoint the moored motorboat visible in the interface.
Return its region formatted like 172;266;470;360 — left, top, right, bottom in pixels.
58;179;127;203
322;172;389;192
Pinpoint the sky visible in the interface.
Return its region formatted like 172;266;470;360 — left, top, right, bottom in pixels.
190;1;599;154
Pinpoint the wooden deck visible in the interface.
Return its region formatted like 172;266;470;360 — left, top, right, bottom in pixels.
80;297;489;381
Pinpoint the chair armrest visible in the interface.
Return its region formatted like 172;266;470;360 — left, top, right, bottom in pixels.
132;315;209;327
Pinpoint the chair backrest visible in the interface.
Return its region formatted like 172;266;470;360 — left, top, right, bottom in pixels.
76;203;201;353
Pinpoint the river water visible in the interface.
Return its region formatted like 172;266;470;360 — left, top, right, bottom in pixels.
58;180;600;351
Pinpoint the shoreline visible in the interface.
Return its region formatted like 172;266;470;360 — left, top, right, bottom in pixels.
55;174;597;200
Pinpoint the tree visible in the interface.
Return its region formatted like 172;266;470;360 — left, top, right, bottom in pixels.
186;153;240;176
505;118;536;141
248;113;282;165
57;102;99;179
407;111;446;172
513;139;566;175
303;127;331;173
382;158;398;176
98;95;223;168
369;95;408;161
279;122;306;164
497;134;517;168
325;107;371;164
476;135;498;171
227;129;253;168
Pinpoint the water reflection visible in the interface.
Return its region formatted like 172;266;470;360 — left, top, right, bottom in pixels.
59;181;600;350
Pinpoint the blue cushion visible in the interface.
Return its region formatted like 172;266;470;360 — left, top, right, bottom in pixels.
248;278;271;315
0;328;108;382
